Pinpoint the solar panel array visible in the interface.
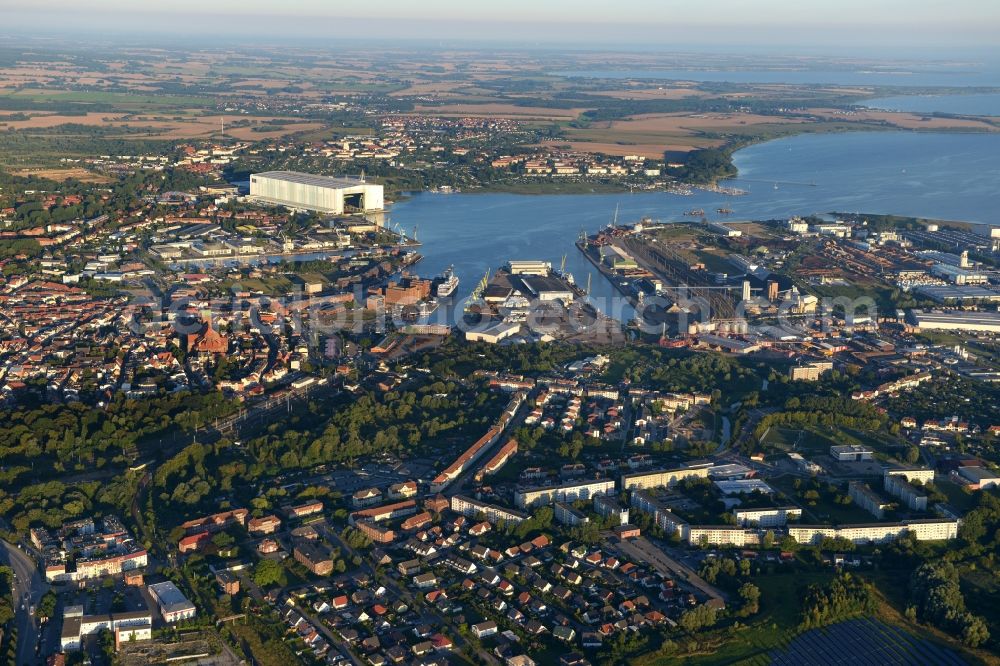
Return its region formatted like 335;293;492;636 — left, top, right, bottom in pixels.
768;617;966;666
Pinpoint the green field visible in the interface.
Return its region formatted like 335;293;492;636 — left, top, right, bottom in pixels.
762;425;898;460
808;494;884;525
759;427;803;451
934;479;981;514
768;475;878;525
760;425;839;456
0;88;212;110
634;571;836;666
692;248;738;274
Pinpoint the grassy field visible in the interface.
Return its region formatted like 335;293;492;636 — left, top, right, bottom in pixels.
759;427;803;451
633;570;835;666
692;248;738;274
563;118;895;160
934;478;980;513
0;88;213;110
767;475;877;525
865;568;996;665
769;425;897;460
636;566;988;666
10;167;113;183
806;280;898;314
762;426;839;456
807;493;883;525
647;225;703;241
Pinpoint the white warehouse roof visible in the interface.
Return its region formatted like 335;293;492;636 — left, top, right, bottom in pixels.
252;171;370;189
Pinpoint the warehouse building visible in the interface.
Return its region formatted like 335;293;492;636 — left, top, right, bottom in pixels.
909;310;1000;333
914;285;1000;304
953;466;1000;490
519;275;575;302
148;581;196;623
930;263;988;285
831;444;874;462
506;260;551;276
249;171;384;214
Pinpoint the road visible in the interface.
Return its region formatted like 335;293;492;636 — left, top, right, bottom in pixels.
317;522;498;666
239;567;363;666
728;407;773;455
1;540;49;666
614;536;727;606
443;393;530;499
713;415;733;455
130;380;342;552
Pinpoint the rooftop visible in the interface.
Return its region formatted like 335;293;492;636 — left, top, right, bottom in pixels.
714;479;774;495
913;310;1000;325
831;444;873;454
518;275;574;296
252;171;375;190
959;466;1000;482
148;581;195;613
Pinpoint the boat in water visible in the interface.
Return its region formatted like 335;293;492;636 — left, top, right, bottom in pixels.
434;265;460;298
684;209;705;217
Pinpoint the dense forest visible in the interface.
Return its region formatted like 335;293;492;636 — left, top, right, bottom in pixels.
149;377;505;519
910;563;990;647
0;391;237;484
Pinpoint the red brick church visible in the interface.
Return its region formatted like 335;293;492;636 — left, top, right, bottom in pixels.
186;323;228;354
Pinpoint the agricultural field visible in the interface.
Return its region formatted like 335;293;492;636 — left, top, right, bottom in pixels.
0;43;998;180
9;167;113;183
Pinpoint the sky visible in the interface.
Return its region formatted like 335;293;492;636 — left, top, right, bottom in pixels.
1;0;999;54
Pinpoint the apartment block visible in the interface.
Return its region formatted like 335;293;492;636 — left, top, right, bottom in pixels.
514;479;616;509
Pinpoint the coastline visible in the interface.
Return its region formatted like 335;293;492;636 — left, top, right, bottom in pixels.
386;123;1000;200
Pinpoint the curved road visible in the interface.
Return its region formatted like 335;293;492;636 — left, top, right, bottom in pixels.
2;540;48;666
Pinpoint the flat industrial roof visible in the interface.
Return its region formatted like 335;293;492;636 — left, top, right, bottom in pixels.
960;466;1000;481
519;275;574;295
252;171;375;189
714;479;774;495
708;463;753;479
915;285;1000;302
831;444;872;453
148;581;195;612
914;310;1000;324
